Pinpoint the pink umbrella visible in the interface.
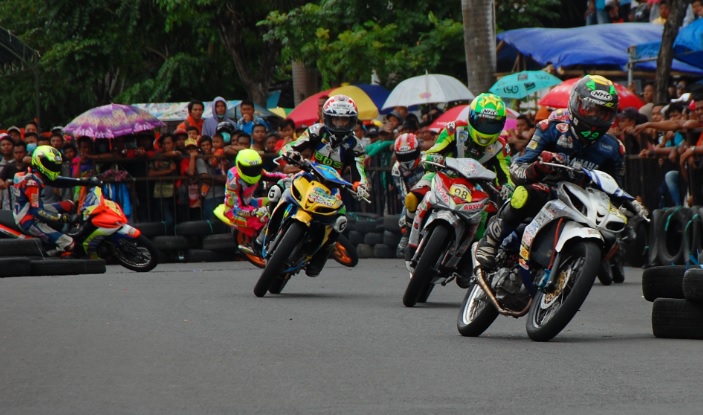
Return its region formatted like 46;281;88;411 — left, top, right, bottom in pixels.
65;103;165;139
538;78;644;110
428;105;519;132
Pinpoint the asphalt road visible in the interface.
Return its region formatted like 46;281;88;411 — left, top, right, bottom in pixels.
1;259;702;415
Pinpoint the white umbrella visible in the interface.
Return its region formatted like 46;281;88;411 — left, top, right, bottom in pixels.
382;73;475;110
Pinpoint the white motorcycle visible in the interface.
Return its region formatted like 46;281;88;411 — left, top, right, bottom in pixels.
457;163;646;341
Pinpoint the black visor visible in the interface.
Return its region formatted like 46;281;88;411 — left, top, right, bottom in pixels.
41;156;62;172
396;150;419;163
470;114;506;135
238;163;263;178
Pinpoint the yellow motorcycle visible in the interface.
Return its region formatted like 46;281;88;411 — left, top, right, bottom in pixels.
253;159;362;297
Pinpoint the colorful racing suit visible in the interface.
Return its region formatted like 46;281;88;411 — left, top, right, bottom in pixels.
405;123;513;255
11;168;89;252
224;167;287;237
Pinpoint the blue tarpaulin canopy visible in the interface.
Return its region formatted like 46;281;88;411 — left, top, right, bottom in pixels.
674;18;703;69
497;23;703;75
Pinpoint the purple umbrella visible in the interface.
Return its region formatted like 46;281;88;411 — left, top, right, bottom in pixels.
64;103;165;139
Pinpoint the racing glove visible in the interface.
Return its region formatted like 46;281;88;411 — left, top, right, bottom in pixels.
286;151;303;164
534;151;566;174
81;176;103;187
499;183;515;201
353;182;370;201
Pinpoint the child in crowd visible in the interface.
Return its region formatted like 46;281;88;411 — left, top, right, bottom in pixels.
238;133;252;148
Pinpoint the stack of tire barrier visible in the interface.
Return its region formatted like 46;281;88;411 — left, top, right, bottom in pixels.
346;212;403;259
137;220;238;263
643;265;703;339
624;207;703;268
0;239;106;278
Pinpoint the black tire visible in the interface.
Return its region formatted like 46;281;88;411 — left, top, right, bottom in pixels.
363;232;383;246
175;220;229;236
135;221;173;238
646;209;666;267
373;244;395;259
109;235;159;272
417;284;435;303
611;252;625;283
623;216;649;268
356;243;374;258
355;220;377;234
641;265;686;302
84;259;107;274
331;235;359;267
184;249;229;263
526;240;600;342
683;268;703;302
348;230;364;246
383;230;402;247
457;284;500;337
151;235;189;251
652;298;703;339
267;275;289;294
383;214;402;234
0;257;32;278
403;224;450;307
657;208;692;266
0;239;43;257
254;221;305;297
201;233;237;252
30;259;90;276
597;261;613;286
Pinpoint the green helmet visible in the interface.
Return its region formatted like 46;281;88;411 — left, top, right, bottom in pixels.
31;145;63;181
467;93;507;147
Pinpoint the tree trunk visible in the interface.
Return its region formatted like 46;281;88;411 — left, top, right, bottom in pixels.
462;0;496;95
655;0;689;102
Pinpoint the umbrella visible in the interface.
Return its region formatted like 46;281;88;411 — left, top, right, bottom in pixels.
674;18;703;69
288;84;391;128
538;78;644;110
489;70;562;99
65;104;165;139
382;73;475;110
428;105;519;132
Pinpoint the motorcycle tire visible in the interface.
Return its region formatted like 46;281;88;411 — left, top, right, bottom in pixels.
268;274;290;294
597;261;613;286
623;216;649;268
526;240;600;342
417;284;434;304
657;208;691;266
109;235;159;272
331;234;359;267
236;232;265;269
641;265;686;302
457;284;499;337
403;223;450;307
254;221;305;297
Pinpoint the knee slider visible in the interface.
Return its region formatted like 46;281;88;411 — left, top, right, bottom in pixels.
510;186;529;210
405;193;420;213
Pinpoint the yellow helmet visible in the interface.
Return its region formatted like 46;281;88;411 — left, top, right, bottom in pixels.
31;145;63;181
235;149;263;185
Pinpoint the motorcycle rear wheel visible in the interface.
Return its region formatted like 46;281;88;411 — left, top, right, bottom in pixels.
331;234;358;267
109;235;159;272
253;221;305;297
526;240;600;342
403;223;450;307
457;284;499;337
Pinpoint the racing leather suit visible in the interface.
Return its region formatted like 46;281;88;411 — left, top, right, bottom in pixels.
475;118;625;268
224;167;287;237
11;168;92;252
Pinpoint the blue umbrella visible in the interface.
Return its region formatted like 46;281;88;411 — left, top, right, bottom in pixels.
674;18;703;69
489;70;562;99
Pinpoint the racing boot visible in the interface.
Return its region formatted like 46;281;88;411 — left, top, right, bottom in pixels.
475;217;511;270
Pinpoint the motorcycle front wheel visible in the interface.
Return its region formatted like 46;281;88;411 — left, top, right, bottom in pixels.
457;284;499;337
253;221;305;297
109;235;159;272
526;240;600;342
403;223;450;307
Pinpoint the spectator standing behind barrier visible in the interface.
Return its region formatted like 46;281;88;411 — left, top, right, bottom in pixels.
197;136;226;221
236;99;267;136
181;138;203;220
506;114;535;157
0;142;29;210
177;100;205;135
59;143;77;203
148;134;178;226
615;107;652;155
0;135;15;210
203;97;237;137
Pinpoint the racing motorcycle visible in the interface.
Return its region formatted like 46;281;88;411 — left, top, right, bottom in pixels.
403;158;499;307
253;158;366;297
0;186;158;272
457;163;645;341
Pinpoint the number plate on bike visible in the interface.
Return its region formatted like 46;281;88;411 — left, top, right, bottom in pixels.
449;184;472;202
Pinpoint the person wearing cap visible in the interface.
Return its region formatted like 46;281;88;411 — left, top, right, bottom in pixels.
7;126;21;143
203;97;237;137
173;128;189;154
382;111;404;137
